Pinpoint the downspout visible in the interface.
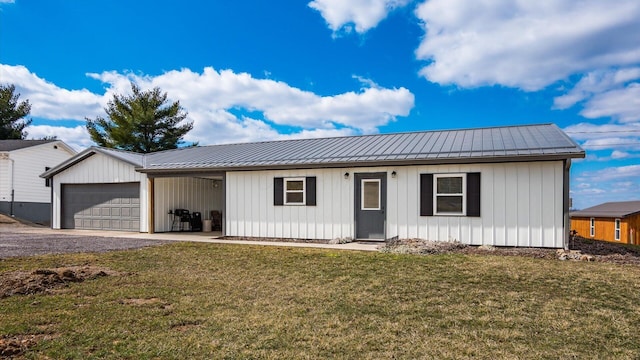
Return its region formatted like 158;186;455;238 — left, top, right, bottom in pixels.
563;159;571;250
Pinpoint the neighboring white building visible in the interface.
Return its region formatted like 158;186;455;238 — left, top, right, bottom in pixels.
42;124;585;248
0;139;76;224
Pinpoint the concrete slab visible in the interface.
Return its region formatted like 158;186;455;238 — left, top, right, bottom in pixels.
1;226;380;252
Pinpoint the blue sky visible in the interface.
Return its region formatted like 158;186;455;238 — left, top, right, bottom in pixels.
1;0;639;209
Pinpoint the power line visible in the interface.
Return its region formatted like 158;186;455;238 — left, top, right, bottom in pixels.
580;143;640;147
566;130;640;134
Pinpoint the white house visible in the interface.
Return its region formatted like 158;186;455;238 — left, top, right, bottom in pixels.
0;139;76;224
42;124;585;248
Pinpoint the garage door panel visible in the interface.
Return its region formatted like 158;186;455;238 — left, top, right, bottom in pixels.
62;183;140;231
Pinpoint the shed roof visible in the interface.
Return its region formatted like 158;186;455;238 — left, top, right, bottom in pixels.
570;201;640;219
142;123;584;172
0;139;56;152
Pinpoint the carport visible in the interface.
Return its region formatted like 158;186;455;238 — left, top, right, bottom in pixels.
149;174;224;233
42;147;225;234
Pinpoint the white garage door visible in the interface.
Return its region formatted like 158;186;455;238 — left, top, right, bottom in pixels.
61;183;140;231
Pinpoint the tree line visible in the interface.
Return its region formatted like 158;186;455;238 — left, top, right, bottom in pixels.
0;83;193;153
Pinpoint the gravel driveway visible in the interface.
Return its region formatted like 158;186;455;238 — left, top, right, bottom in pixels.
0;231;171;258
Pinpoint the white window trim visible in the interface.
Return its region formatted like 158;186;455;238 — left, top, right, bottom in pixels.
615;218;621;241
590;217;595;237
361;179;381;210
433;173;466;216
284;177;306;205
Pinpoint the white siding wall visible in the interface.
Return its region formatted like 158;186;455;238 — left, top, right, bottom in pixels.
0;158;10;202
226;168;354;240
0;142;74;203
226;161;565;247
153;177;222;232
51;152;147;231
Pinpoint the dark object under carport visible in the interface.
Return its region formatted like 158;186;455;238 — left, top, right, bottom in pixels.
190;212;202;232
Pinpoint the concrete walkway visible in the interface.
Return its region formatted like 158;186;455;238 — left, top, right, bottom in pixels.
1;226;381;252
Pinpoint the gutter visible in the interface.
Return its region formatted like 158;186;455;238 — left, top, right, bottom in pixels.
137;153;586;175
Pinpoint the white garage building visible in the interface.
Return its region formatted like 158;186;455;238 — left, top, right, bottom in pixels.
42;124;585;248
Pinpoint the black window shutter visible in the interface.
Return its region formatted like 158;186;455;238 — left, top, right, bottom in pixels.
420;174;433;216
274;177;284;206
467;172;481;217
306;176;316;206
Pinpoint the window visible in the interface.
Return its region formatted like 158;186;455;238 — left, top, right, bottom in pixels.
590;218;595;237
45;167;51;187
274;177;316;206
361;179;381;210
420;173;480;217
284;178;305;205
615;219;621;241
434;174;466;215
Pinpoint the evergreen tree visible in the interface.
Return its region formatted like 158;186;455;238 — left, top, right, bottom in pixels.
86;83;193;153
0;84;32;140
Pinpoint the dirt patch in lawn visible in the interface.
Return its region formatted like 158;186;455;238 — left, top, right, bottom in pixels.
0;334;58;358
120;297;164;306
0;266;123;299
381;237;640;265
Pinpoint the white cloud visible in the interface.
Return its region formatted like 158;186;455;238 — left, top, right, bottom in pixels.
581;164;640;182
3;64;414;147
89;67;414;138
580;83;640;122
572;165;640;208
611;150;630;159
553;68;640;110
0;64;105;120
611;181;637;193
580;137;640;151
25;125;92;151
309;0;410;34
414;0;640;91
570;186;606;195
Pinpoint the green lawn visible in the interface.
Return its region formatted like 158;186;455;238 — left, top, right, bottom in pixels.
2;242;640;359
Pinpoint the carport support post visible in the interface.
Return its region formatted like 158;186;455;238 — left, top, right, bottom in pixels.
148;177;155;234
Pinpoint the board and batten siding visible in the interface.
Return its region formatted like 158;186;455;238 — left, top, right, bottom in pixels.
0;142;74;203
153;177;222;232
51;152;147;231
226;169;354;240
226;161;565;247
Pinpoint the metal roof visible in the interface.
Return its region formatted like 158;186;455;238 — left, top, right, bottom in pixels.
41;146;144;178
95;147;145;167
570;201;640;219
0;139;56;152
142;123;584;172
41;123;586;178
